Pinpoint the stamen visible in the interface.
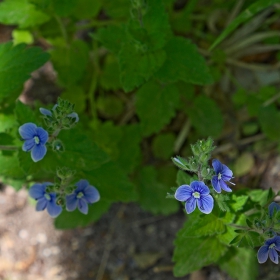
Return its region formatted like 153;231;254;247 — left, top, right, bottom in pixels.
77;192;84;199
44;193;51;201
34;136;40;144
193;192;200;199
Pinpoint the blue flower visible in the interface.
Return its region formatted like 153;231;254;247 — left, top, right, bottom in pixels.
66;180;100;214
40;105;79;122
268;202;280;218
175;181;214;214
29;183;62;218
257;236;280;264
19;122;48;162
211;159;234;193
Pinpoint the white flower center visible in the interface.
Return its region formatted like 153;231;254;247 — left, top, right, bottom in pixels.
77;192;84;199
193;191;200;199
34;136;40;144
44;193;51;201
269;243;276;249
218;173;222;180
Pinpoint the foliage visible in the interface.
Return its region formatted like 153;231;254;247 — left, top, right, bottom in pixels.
0;0;280;279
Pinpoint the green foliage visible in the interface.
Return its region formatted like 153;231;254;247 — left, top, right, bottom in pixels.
136;166;179;215
152;133;175;159
156;37;213;85
219;248;259;280
0;0;50;28
210;0;280;50
0;42;49;100
173;225;228;277
136;81;180;136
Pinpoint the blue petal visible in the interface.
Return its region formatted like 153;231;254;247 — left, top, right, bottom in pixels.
269;248;279;264
66;193;78;211
39;108;52;116
185;197;196;214
212;159;223;174
83;186;100;203
266;236;280;251
220;180;232;192
36;127;49;144
197;195;214;214
22;139;35;151
211;176;221;193
175;185;193;201
268;202;280;218
19;123;37;139
67;112;79;122
257;245;269;263
78;198;88;214
75;179;89;192
31;144;47;162
190;181;209;195
221;164;233;179
46;194;62;218
29;183;46;199
36;197;48;211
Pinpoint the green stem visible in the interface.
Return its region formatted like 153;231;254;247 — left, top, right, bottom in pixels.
174;119;191;153
54;15;68;45
76;20;120;30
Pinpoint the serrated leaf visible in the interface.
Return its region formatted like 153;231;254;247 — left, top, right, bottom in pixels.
188;95;224;137
102;0;130;19
0;42;49;100
136;81;180;136
230;194;248;212
156;37;213;85
85;162;137;202
14;100;37;125
173;223;228;277
136;166;179;215
0;0;50;28
152;133;175;160
119;43;166;92
219;248;258;280
210;0;279;50
51;40;89;86
0;151;25;178
55;200;111;229
94;25;127;54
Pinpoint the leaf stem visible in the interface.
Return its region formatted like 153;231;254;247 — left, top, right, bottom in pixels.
54;15;68;45
0;145;18;151
174;119;191;153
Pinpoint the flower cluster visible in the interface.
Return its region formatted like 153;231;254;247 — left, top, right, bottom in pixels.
18;98;101;218
29;179;100;217
173;158;234;215
257;202;280;264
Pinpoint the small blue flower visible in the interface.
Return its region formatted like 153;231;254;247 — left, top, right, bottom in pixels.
268;202;280;218
66;180;100;214
40;105;79;122
175;181;214;214
29;183;62;218
257;236;280;264
19;122;48;162
211;159;234;193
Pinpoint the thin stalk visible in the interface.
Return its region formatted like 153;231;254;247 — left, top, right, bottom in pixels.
0;145;18;151
54;15;68;45
174;119;191;153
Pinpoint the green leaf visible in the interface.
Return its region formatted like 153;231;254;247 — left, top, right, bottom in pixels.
136;81;180;136
188;95;224;137
94;25;127;54
119;43;166;92
0;0;50;28
52;0;78;16
72;0;101;19
0;133;14;146
176;170;192;186
210;0;280;50
259;105;280;140
152;133;175;160
230;194;248;212
12;29;34;45
14;100;37;125
156;37;213;85
85;162;137;202
173;223;228;277
136;166;179;215
55;200;111;229
219;248;258;280
249;189;269;207
96;95;124;118
234;152;255;176
102;0;130;19
0;42;49;100
51;40;89;86
60;86;86;113
0;152;25;178
116;124;142;173
99;55;122;90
